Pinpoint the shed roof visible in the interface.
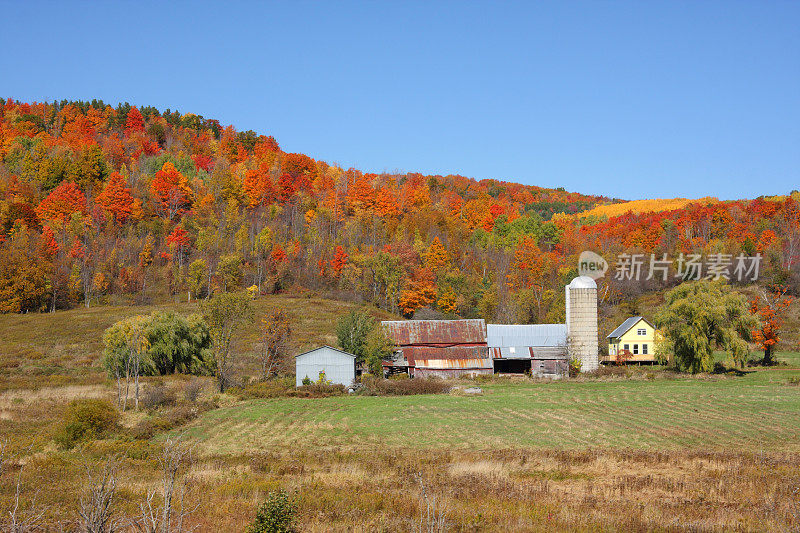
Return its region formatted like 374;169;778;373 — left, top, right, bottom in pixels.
606;316;654;339
381;319;487;345
294;345;357;359
486;324;567;348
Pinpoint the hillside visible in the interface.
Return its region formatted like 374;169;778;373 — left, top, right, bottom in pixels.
1;97;799;326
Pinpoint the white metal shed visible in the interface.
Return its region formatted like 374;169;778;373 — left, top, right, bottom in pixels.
295;346;357;388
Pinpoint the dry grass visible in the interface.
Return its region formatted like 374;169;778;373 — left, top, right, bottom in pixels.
4;446;798;531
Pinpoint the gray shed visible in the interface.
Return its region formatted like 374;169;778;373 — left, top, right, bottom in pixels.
295;346;357;388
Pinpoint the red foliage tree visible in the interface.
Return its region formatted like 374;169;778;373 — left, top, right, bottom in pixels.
330;246;349;278
124;106;145;136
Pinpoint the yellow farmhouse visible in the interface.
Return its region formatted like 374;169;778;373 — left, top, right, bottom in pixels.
604;316;660;363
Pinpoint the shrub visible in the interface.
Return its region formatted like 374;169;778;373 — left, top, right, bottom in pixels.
183;378;204;402
141;383;177;410
248;490;298;533
568;358;582;377
292;382;346;398
230;378;294;400
301;376;312;386
359;375;450;396
55;399;120;449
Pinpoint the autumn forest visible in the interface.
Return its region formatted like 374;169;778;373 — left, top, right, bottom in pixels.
1;98;799;321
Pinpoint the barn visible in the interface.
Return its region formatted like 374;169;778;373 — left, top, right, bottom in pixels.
487;323;568;377
295;346;357;387
380;319;491;378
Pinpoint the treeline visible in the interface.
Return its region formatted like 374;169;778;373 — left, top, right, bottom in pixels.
0;98;798;322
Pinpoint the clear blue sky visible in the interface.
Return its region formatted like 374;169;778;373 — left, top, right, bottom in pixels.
2;1;798;200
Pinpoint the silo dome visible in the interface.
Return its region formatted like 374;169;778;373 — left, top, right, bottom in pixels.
568;276;597;289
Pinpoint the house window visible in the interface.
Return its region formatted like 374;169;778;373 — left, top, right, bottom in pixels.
623;344;629;352
637;328;646;335
633;344;639;355
642;344;649;355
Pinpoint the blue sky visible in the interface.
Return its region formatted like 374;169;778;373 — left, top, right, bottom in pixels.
1;1;798;200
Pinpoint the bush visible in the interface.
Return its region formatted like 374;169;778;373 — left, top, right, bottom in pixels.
248;490;298;533
230;377;345;399
183;378;204;402
141;383;177;410
568;358;582;377
229;378;294;400
292;382;346;398
359;375;450;396
55;399;120;449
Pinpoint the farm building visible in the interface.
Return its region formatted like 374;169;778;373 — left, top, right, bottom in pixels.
487;323;568;377
295;346;357;387
382;276;599;378
604;316;661;364
380;319;491;378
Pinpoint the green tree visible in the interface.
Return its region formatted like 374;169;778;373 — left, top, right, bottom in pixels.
69;144;109;196
248;490;297;533
101;315;151;410
217;254;242;292
655;281;756;373
145;312;212;375
187;259;208;300
363;327;395;375
202;292;253;391
335;309;375;362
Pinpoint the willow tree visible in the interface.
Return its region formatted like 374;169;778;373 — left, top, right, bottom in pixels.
655;281;755;373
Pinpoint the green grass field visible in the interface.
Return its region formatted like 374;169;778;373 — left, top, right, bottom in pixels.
183;362;800;454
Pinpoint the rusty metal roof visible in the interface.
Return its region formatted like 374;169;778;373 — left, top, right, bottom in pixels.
381;319;487;346
402;345;489;365
412;357;492;370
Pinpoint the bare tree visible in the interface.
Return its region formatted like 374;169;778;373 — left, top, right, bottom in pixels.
412;472;447;533
259;309;293;379
78;457;121;533
0;439;47;532
134;436;197;533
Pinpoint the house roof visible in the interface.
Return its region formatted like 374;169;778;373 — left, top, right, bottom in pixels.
381;319;486;345
294;345;357;359
606;317;655;339
486;324;567;348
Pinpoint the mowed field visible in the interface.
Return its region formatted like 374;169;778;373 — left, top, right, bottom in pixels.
183;363;800;454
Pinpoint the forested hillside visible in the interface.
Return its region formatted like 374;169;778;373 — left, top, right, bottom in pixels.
1;98;798;321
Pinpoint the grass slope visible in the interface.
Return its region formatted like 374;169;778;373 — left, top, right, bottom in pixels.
0;293;398;390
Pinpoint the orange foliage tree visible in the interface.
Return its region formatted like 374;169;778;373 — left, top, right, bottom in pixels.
95;172;139;224
750;286;793;365
150;162;192;219
36;182;87;224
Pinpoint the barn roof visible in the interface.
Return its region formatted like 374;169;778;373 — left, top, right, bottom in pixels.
486;324;567;348
294;345;356;359
607;316;654;339
402;345;489;365
381;319;487;346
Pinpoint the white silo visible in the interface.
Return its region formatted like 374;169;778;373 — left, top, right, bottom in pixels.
565;276;599;372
